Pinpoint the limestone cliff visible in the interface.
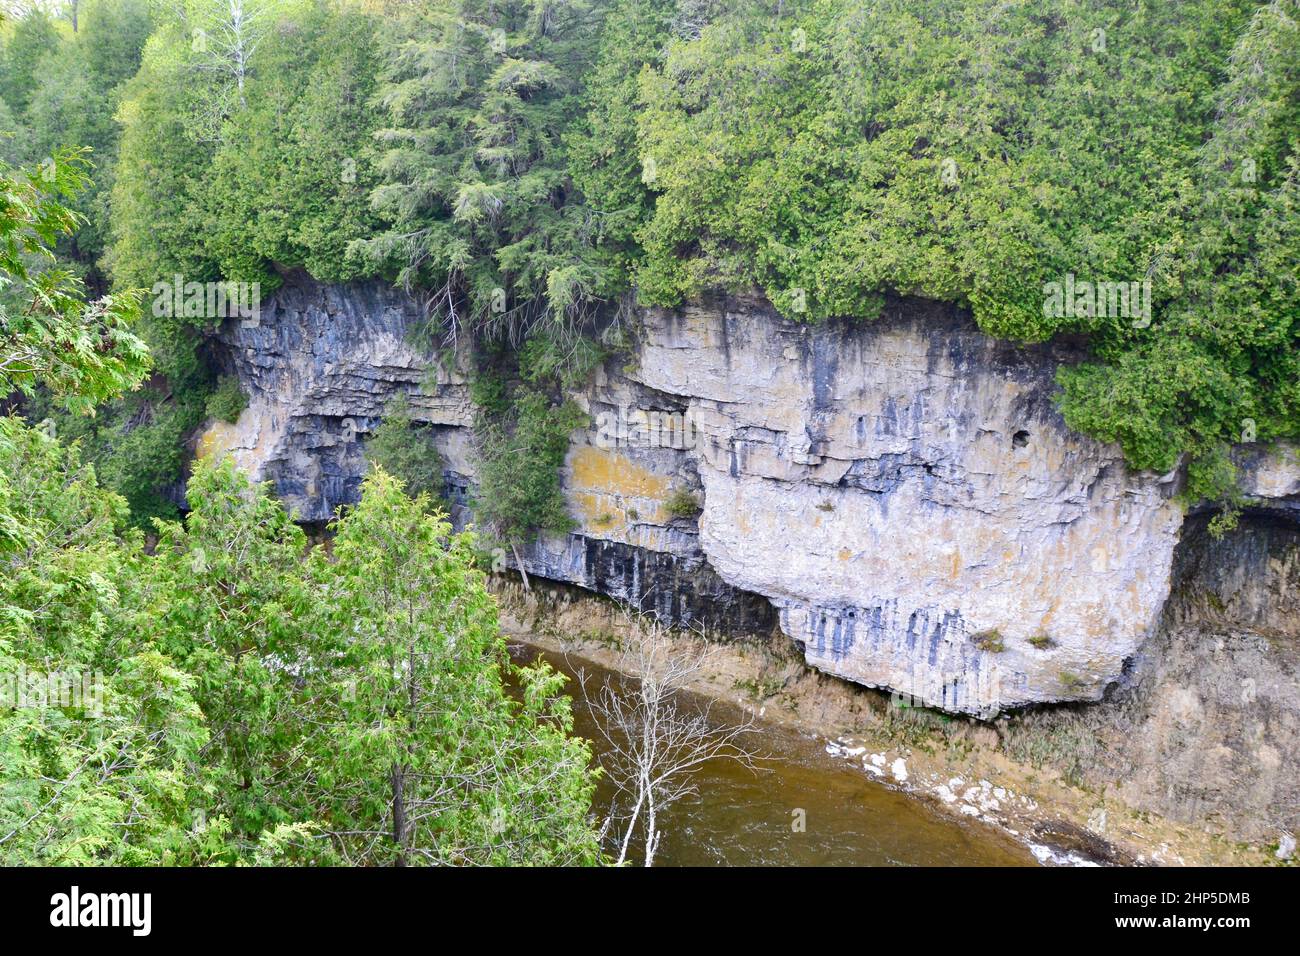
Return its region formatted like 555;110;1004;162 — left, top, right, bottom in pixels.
1004;512;1300;844
200;275;1299;721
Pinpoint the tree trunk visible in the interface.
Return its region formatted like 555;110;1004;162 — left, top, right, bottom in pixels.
645;792;658;867
615;790;644;866
510;540;531;592
390;763;407;867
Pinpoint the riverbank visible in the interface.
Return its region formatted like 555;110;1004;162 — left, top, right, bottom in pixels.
508;640;1033;866
494;579;1281;867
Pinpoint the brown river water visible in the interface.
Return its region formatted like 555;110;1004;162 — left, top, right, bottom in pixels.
509;641;1035;867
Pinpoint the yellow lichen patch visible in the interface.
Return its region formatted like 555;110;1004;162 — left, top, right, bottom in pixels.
197;421;238;461
838;547;852;562
570;446;671;499
572;491;633;533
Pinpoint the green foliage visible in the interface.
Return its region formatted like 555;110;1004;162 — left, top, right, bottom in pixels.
0;1;152;276
105;26;220;290
610;0;1299;498
110;0;381;294
0;151;150;414
1;132;600;866
300;467;601;865
462;334;602;550
20;46;117;264
147;457;313;844
0;8;60;116
0;418;211;864
80;0;154;91
517;331;605;389
27;346;210;527
205;1;384;287
0;96;31;167
1;444;603;864
566;0;676;289
205;374;247;424
141;458;602;863
364;392;445;502
469;365;511;416
350;0;617;340
475;388;588;546
0;141;188;526
662;487;700;519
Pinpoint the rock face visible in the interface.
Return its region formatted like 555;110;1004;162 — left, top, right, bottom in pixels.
201;277;462;522
629;298;1191;715
202;276;1298;717
1009;513;1300;843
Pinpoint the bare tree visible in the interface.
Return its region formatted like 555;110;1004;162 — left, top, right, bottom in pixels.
576;618;761;867
0;1;52;20
210;0;266;102
167;0;273;130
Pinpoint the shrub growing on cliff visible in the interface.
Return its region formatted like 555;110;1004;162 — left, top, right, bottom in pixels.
971;630;1006;654
663;487;701;520
205;375;248;424
364;393;445;503
475;389;588;555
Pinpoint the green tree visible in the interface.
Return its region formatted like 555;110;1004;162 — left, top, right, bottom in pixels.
0;96;31;166
148;458;314;847
1058;0;1300;509
605;0;1297;504
0;152;199;866
298;468;601;865
2;72;600;866
207;0;383;287
364;392;444;502
0;151;150;414
79;0;152;91
21;44;119;267
566;0;676;291
0;8;60;115
107;15;223;291
0;419;210;865
351;0;614;340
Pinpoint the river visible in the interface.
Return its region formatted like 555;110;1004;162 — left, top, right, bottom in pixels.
509;641;1035;867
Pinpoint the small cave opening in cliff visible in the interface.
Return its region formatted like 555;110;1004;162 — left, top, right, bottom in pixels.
1012;429;1030;449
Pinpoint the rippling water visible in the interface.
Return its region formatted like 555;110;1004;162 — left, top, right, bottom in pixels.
509;641;1035;867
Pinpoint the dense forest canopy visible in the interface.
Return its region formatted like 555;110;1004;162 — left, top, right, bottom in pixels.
3;0;1295;520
